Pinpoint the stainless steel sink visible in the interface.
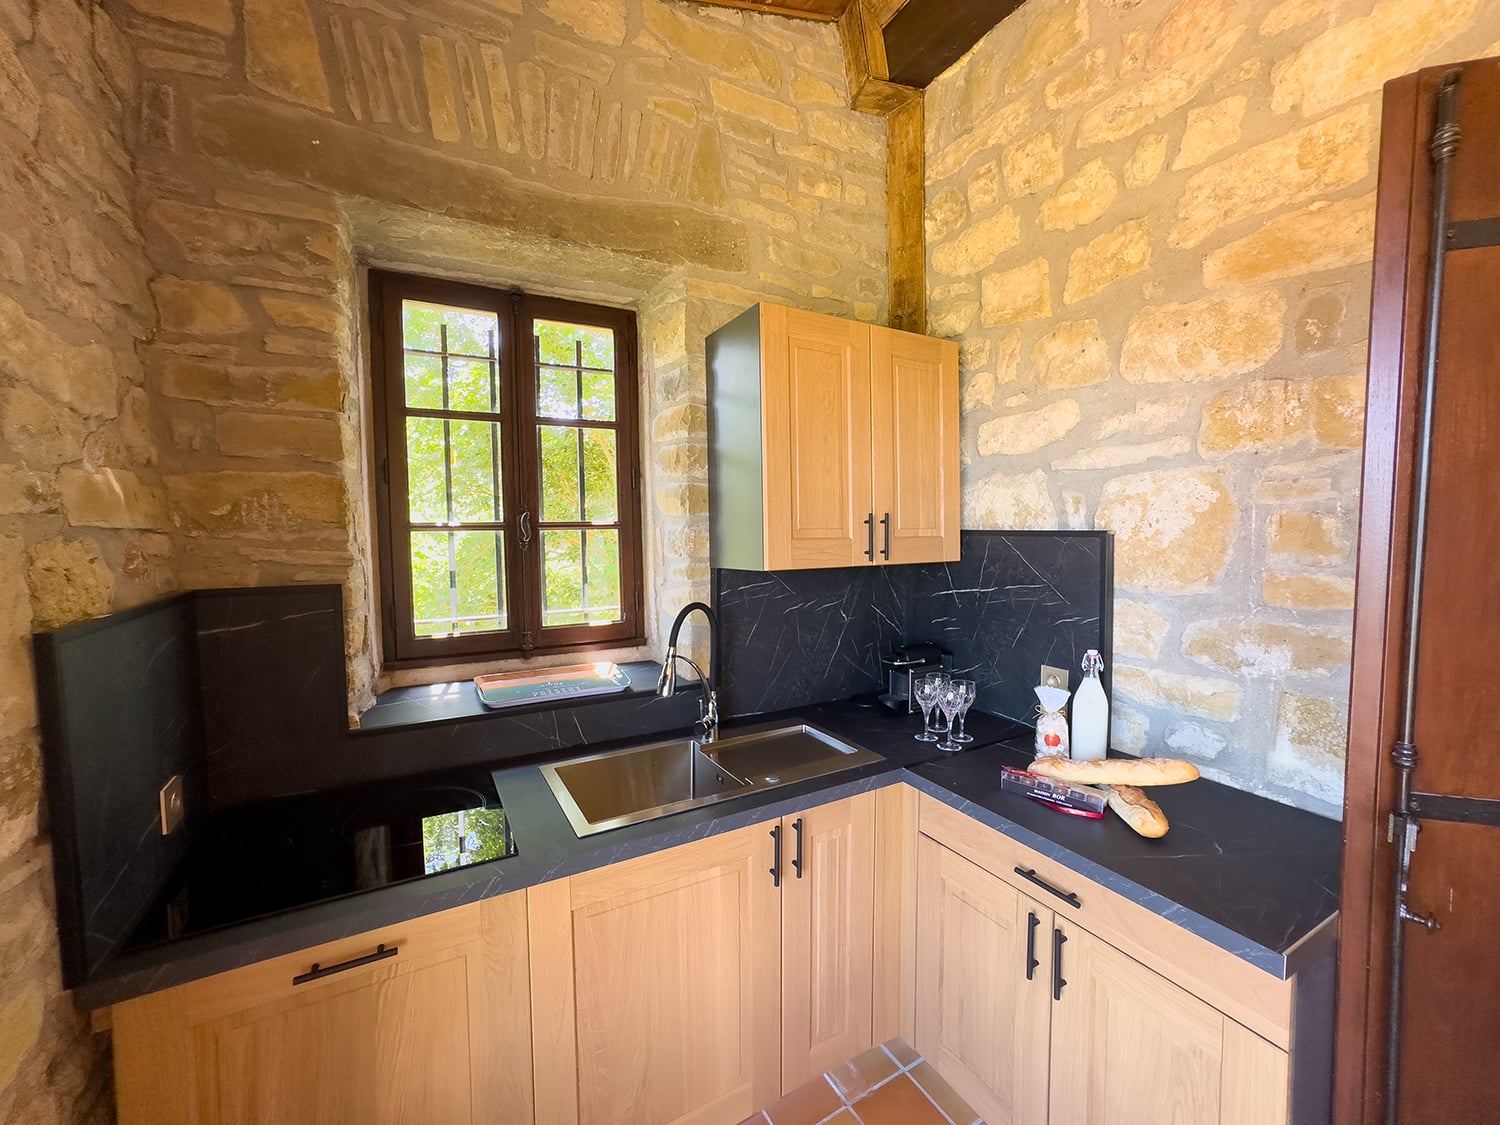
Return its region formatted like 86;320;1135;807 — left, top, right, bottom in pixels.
539;722;884;837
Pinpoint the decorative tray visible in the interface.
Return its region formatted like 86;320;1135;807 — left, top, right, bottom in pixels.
472;662;632;710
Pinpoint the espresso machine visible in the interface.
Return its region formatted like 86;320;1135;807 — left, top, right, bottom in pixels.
879;643;951;712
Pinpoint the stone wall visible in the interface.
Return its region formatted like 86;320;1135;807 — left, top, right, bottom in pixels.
925;0;1500;814
0;0;167;1120
122;0;890;706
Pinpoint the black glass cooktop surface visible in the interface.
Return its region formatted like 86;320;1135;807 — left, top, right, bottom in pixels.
126;768;517;949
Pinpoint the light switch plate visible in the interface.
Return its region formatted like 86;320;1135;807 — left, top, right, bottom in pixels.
1040;664;1069;691
159;775;184;836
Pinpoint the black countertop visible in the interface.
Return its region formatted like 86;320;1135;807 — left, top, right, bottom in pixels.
76;702;1341;1010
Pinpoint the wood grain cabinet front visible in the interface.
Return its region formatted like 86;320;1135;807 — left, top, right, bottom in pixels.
527;793;879;1125
914;793;1307;1125
707;302;959;572
109;894;534;1125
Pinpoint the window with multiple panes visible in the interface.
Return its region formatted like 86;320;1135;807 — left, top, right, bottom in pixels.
370;271;643;664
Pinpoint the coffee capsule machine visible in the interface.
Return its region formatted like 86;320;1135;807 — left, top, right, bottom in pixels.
879;643;951;712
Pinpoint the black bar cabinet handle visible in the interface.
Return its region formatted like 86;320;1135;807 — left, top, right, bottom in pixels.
880;513;891;560
1052;928;1067;1001
292;942;399;986
1014;866;1081;909
769;824;782;888
792;817;805;879
864;512;875;560
1025;911;1040;981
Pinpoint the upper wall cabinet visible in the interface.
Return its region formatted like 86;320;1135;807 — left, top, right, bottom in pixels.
707;303;960;572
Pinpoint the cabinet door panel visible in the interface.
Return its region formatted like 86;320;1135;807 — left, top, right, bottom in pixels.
761;304;873;569
914;837;1050;1125
552;823;782;1125
1049;923;1224;1125
870;327;958;565
113;896;533;1125
782;794;876;1088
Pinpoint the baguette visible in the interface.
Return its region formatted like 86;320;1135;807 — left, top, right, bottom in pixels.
1104;784;1170;838
1026;755;1200;786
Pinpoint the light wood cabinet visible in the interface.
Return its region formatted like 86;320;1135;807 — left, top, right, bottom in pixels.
528;820;782;1125
914;835;1051;1125
529;794;878;1125
781;793;877;1087
110;894;534;1125
914;793;1302;1125
707;302;959;572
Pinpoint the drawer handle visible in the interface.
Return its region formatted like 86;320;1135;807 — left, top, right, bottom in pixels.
864;513;875;561
292;942;399;986
792;817;804;879
1025;910;1040;981
880;513;891;560
1052;928;1067;1001
1014;866;1081;909
770;824;783;888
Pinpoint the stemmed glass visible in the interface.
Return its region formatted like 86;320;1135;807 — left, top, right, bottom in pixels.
936;679;971;751
952;679;977;743
921;671;951;739
912;672;943;742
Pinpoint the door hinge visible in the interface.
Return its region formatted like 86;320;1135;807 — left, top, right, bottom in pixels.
522;630;535;653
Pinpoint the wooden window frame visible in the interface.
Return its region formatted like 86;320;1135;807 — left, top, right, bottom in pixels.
370;270;645;668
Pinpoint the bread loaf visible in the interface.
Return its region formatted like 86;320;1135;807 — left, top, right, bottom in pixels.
1026;755;1200;786
1104;784;1170;838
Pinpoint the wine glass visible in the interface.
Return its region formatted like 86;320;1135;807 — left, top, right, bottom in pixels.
922;671;951;739
952;679;977;743
912;672;942;742
936;679;967;752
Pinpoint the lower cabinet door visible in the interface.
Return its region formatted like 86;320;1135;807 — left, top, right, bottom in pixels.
111;895;534;1125
914;836;1052;1125
781;793;876;1088
1048;922;1290;1125
529;821;782;1125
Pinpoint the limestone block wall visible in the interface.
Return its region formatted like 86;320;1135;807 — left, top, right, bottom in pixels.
924;0;1500;814
121;0;890;706
0;1;167;1120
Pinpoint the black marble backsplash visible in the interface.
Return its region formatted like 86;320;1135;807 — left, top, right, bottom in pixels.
715;531;1112;724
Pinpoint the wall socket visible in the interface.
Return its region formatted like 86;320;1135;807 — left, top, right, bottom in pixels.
1040;664;1069;691
159;775;184;836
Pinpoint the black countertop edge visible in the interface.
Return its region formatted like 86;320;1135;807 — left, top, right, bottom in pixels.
75;705;1340;1010
355;660;683;733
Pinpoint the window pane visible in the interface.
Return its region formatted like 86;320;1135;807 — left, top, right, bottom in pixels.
535;319;614;369
406;417;447;523
410;530;506;637
542;529;622;627
539;425;581;522
581;367;615;422
407;419;502;523
538;426;617;524
583;429;617;523
404;300;498;356
537;365;579;420
449;420;503;523
448;357;498;415
404;354;443;410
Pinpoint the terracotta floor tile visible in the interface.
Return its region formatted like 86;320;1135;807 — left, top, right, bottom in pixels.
734;1115;770;1125
910;1061;980;1125
764;1076;842;1125
823;1113;858;1124
883;1036;920;1069
826;1045;898;1102
851;1074;950;1125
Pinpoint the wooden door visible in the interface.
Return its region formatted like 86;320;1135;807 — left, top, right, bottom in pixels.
529;822;782;1125
1049;922;1242;1125
913;836;1051;1125
870;326;960;565
782;794;877;1088
1338;56;1500;1125
760;303;874;570
111;896;534;1125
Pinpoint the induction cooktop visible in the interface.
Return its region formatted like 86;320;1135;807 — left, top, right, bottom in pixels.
126;767;517;949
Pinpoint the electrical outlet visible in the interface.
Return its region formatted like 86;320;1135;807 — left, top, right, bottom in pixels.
1040;664;1069;691
159;775;184;836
